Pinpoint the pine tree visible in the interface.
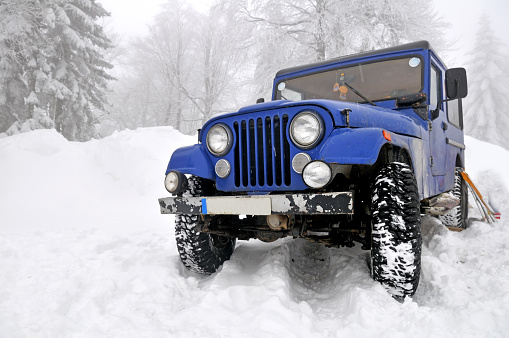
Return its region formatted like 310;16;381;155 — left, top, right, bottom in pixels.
0;0;114;141
47;0;114;141
464;14;509;150
0;0;48;132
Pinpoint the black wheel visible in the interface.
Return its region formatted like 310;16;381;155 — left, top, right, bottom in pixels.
175;175;236;274
439;168;468;229
371;162;422;299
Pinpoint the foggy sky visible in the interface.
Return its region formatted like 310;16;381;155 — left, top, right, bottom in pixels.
98;0;509;67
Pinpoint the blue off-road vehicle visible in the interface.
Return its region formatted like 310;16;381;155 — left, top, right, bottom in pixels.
159;41;469;298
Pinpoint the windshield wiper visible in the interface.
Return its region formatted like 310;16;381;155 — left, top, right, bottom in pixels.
343;82;376;106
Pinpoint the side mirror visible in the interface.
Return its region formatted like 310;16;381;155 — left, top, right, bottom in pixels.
256;98;265;104
445;68;468;99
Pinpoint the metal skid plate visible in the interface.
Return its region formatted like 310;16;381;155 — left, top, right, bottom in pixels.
159;192;353;216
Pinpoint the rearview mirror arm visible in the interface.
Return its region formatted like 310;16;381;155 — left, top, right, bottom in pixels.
431;97;457;120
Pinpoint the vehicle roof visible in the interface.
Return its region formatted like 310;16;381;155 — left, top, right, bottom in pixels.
276;40;433;77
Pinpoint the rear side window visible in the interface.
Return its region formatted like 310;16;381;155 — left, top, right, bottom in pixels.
447;99;463;129
430;65;440;108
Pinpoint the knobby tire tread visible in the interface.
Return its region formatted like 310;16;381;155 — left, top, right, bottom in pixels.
371;162;422;299
439;168;468;228
175;176;236;274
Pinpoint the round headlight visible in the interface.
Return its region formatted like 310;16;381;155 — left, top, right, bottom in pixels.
290;111;323;149
302;161;332;189
206;124;232;156
164;171;188;194
292;153;311;174
165;172;179;193
215;159;231;178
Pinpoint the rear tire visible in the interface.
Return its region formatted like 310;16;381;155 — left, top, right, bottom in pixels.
371;162;422;299
175;176;236;274
439;168;468;229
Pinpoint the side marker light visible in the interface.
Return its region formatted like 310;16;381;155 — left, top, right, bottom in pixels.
383;130;392;142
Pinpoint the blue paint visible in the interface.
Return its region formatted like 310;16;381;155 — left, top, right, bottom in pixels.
166;145;214;180
201;198;207;214
164;41;465;200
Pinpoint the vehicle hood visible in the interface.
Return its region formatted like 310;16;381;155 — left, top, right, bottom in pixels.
204;99;425;138
308;99;425;138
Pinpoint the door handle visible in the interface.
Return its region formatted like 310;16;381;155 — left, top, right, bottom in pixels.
442;122;448;130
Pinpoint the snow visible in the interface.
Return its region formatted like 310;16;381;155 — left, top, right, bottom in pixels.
1;128;509;337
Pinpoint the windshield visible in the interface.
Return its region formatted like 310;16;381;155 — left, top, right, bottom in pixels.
275;56;423;104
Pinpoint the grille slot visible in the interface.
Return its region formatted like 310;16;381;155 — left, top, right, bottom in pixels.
233;114;291;188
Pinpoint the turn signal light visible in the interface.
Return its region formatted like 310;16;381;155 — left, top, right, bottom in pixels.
383;130;392;142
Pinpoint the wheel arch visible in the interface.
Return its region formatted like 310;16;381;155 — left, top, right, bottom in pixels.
375;143;413;168
318;128;413;166
372;141;426;201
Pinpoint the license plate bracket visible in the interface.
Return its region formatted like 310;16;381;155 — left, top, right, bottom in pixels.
202;196;272;215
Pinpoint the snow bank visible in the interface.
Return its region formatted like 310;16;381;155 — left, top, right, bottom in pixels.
465;135;509;213
1;129;508;337
0;127;193;234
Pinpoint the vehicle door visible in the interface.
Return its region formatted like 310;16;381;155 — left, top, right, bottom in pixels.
429;57;466;177
428;60;448;176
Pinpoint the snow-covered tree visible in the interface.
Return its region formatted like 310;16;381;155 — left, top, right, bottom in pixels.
241;0;450;62
107;55;168;130
48;0;114;141
0;0;114;141
241;0;341;62
240;0;450;99
347;0;450;52
108;0;199;133
109;0;252;134
0;0;48;132
107;0;452;132
196;1;252;120
463;14;509;150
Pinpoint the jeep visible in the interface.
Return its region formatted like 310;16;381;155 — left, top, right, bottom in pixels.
158;41;469;299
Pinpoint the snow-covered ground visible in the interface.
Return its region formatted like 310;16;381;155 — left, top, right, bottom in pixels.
1;128;508;337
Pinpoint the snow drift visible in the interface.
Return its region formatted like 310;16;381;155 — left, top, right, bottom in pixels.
1;128;508;337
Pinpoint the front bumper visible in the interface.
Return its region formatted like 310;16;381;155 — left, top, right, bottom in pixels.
159;192;353;216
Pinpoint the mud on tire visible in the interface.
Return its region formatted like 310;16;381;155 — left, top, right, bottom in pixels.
175;176;236;274
439;168;468;229
371;162;422;299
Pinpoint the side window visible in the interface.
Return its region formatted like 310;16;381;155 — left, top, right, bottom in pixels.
430;65;441;108
447;99;463;129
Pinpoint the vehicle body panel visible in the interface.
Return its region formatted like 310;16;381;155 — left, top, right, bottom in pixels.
168;100;429;197
167;145;215;180
165;40;464;203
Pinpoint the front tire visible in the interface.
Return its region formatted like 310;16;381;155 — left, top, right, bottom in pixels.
439;168;468;229
175;176;236;274
371;162;422;299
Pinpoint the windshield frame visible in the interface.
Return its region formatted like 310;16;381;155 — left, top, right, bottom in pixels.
273;54;425;105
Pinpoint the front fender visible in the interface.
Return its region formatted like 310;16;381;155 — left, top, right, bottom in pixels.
318;128;410;165
166;145;215;180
